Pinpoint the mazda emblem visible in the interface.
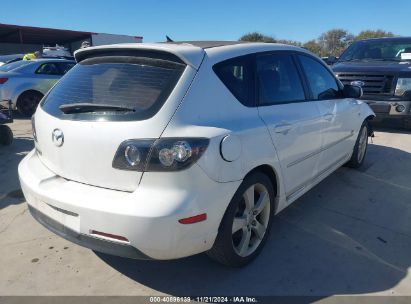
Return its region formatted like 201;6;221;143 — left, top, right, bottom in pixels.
52;129;64;147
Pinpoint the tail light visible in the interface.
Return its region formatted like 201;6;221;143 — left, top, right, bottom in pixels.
112;138;209;172
0;78;8;84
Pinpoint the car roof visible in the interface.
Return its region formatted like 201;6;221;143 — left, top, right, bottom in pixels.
75;41;311;70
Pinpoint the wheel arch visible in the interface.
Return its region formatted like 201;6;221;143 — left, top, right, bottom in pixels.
216;163;281;231
209;163;281;265
365;114;375;137
16;89;44;103
243;164;280;213
15;89;44;110
359;102;375;131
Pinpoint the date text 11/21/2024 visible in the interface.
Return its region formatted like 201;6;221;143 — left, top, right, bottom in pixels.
149;296;258;303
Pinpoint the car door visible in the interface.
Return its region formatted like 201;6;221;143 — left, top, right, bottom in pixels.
296;54;358;173
34;62;62;93
256;52;324;202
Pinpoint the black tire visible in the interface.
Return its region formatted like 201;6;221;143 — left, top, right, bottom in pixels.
17;91;43;117
0;125;13;146
346;121;368;168
207;172;275;267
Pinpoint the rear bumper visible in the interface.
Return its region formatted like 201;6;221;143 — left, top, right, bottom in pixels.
29;205;151;259
19;150;241;260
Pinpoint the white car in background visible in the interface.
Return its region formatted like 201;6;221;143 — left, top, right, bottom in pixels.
19;41;374;266
0;59;75;116
42;45;73;58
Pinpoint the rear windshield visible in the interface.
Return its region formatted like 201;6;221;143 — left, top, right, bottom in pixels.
41;52;186;121
0;60;31;72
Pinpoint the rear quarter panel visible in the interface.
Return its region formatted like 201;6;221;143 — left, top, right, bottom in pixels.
162;55;286;211
10;75;58;106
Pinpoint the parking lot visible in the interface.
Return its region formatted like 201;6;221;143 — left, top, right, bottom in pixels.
1;116;411;297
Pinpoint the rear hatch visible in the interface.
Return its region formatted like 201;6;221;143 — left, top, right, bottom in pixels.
33;47;203;191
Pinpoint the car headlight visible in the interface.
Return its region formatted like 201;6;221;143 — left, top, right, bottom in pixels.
395;78;411;96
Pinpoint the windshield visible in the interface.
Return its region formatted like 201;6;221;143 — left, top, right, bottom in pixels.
0;60;31;72
40;54;186;121
339;39;411;62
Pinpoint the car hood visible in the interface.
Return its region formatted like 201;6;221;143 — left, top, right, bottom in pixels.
333;61;411;74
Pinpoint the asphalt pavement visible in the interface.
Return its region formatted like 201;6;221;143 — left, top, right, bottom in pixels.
1;116;411;300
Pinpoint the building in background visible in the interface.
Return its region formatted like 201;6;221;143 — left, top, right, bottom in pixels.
0;23;143;55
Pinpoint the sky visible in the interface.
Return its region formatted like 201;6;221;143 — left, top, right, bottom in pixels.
1;0;410;43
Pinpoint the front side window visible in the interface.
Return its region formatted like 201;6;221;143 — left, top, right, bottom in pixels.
298;55;341;100
41;54;186;121
213;55;254;107
256;53;306;105
56;62;76;75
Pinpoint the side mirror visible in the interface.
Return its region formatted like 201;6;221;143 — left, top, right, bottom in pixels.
327;56;338;65
343;84;363;99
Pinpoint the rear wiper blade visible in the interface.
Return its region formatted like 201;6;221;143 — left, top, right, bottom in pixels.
59;103;135;114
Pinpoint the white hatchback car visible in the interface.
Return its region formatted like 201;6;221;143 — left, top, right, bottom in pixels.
19;41;374;266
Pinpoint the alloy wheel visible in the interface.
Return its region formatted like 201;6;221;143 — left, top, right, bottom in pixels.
232;183;271;257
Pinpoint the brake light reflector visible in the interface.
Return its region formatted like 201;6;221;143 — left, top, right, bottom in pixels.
178;213;207;224
90;230;129;242
0;78;8;84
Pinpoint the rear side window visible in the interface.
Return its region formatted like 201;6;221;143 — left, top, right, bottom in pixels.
298;55;341;100
36;63;60;75
213;55;254;107
41;54;186;121
256;53;306;105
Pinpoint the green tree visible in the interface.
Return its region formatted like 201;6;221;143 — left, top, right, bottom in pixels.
318;29;354;56
355;29;395;41
302;40;322;56
276;39;302;47
239;28;397;57
239;32;276;43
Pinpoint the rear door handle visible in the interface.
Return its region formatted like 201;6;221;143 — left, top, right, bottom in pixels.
274;123;293;134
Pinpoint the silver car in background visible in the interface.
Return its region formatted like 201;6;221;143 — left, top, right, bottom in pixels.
0;59;75;116
0;54;23;66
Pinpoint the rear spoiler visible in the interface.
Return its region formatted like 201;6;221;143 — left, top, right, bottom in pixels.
74;43;205;70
